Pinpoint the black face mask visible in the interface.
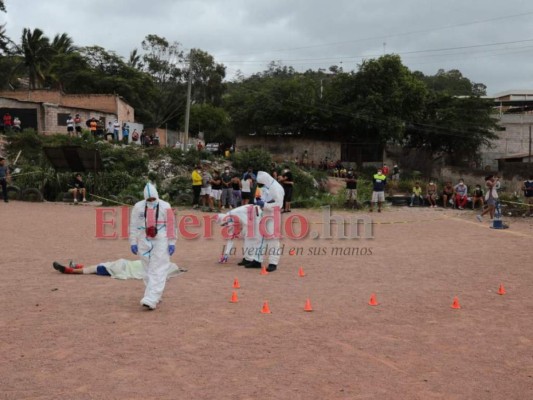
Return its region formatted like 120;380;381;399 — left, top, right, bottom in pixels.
257;183;264;188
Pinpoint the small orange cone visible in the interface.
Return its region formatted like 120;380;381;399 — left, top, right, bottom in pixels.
233;278;240;289
304;298;313;312
260;301;271;314
497;283;506;295
368;293;379;306
451;296;461;309
230;291;238;303
260;266;269;275
298;267;306;277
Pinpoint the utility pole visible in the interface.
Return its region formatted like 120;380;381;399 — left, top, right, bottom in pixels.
183;50;193;151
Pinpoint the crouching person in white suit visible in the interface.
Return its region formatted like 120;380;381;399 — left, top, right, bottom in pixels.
216;204;262;267
254;171;285;272
129;182;177;310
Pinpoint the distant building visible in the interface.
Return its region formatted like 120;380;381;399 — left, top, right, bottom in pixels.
481;90;533;169
0;90;134;135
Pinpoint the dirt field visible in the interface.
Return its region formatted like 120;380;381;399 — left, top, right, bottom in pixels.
1;202;532;400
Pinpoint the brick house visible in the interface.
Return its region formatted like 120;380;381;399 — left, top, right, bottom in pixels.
0;90;135;135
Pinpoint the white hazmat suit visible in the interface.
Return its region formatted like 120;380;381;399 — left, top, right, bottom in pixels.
255;171;285;270
216;204;262;264
129;183;177;309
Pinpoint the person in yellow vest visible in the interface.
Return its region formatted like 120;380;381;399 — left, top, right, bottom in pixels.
370;168;387;212
191;165;203;209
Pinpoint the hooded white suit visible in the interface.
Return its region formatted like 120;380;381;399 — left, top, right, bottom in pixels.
129;183;176;308
216;204;262;263
255;171;284;266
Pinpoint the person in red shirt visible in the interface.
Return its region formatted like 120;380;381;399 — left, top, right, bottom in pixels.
382;163;390;176
3;113;12;132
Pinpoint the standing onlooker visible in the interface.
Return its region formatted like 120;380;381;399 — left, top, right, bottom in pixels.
241;170;253;205
12;117;21;132
231;174;242;207
442;181;454;208
140;130;146;146
68;173;87;203
201;165;213;211
191;165;202;209
66;115;75;137
74;114;83;136
123;127;131;144
426;180;438;208
279;167;294;213
382;163;390;177
522;175;533;216
345;170;358;209
392;164;400;181
89;118;97;139
3;113;12;132
0;156;11;203
106;121;114;141
113;120;120;141
471;184;484;210
477;175;498;222
210;170;222;212
121;124;129;144
409;182;424;207
129;183;176;310
221;167;233;209
370;168;387;212
454;179;468;209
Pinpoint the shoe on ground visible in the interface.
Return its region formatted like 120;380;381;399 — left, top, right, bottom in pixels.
244;260;262;269
266;264;277;272
378;209;381;213
53;261;66;273
82;198;87;202
73;199;78;203
476;215;483;222
140;300;156;310
237;258;250;266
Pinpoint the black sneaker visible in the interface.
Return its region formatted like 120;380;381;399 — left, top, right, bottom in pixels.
53;262;66;273
245;260;262;269
237;258;250;266
266;264;277;272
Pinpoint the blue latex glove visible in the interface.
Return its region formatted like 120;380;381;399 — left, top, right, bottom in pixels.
130;245;138;255
255;199;265;208
168;245;176;256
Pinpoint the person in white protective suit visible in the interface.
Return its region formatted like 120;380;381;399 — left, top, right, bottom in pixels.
129;182;177;310
216;204;263;268
52;259;185;280
254;171;285;272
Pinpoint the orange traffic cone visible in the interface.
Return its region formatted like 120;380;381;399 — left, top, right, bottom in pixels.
451;296;461;309
230;291;238;303
261;301;272;314
497;283;506;295
260;266;269;275
304;298;313;312
233;278;240;289
298;267;306;277
368;293;379;306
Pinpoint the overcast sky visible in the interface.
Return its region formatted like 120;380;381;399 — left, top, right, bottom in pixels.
2;0;533;95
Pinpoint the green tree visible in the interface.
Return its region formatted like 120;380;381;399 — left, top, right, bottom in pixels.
189;103;231;143
20;28;54;88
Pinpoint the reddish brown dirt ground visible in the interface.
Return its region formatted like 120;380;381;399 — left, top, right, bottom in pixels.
1;202;532;399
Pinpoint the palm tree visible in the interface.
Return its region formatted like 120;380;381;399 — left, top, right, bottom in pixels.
20;28;53;89
51;33;76;55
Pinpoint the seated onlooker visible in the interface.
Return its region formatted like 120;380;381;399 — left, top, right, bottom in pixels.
426;181;438;208
442;181;454;208
454;179;468;209
409;182;424;207
472;184;484;210
69;173;87;203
